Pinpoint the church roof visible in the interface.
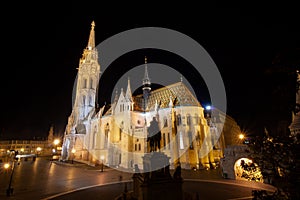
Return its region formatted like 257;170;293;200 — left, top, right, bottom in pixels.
102;82;202;116
133;82;201;111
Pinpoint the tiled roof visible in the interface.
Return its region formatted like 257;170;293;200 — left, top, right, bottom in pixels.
103;82;201;116
133;82;200;111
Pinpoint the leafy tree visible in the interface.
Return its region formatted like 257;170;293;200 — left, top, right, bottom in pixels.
249;135;300;199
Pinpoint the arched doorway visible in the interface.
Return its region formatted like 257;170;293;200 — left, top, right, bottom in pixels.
234;158;263;182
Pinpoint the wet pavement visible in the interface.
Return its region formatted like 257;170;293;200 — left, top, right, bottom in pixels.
0;157;276;200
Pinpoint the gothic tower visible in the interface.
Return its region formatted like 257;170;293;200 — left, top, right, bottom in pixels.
72;21;101;124
62;21;101;160
289;70;300;142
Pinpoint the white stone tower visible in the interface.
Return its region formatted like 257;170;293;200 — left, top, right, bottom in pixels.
73;21;100;124
61;21;101;160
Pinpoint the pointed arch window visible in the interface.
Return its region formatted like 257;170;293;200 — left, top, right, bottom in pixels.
163;117;168;127
83;95;86;106
188;131;193;149
177;114;182;126
93;126;97;149
104;123;109;149
83;78;87;89
187;114;192;126
90;78;93;89
167;133;170;149
89;96;93;106
119;121;124;141
179;131;184;149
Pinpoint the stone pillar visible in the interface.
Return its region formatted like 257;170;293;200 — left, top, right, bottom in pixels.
141;152;183;200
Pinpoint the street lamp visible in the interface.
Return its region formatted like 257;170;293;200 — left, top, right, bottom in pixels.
238;133;245;144
53;139;60;156
53;139;60;146
71;148;76;164
100;155;104;172
36;147;42;157
239;133;245;140
5;152;16;197
4;163;10;169
4;163;10;173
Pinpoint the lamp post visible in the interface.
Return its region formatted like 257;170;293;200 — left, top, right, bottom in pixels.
71;148;76;164
100;155;104;172
6;160;15;196
5;151;16;197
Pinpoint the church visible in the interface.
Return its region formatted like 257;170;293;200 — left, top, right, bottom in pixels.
61;21;242;171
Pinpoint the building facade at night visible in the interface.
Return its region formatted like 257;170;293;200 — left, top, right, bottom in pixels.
61;21;242;171
0;125;60;160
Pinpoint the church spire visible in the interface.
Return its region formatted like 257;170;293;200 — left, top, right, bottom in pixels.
125;77;133;102
142;56;151;111
143;56;151;86
113;89;119;103
87;21;95;50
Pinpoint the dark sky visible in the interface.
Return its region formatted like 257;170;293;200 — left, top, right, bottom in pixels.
0;5;300;139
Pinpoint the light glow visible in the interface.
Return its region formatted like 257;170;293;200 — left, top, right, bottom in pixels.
4;163;10;169
239;134;245;140
205;105;211;110
53;139;60;145
100;155;105;160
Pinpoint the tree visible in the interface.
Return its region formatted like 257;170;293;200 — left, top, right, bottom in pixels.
249;135;300;199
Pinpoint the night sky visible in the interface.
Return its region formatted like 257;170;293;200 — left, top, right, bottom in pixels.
0;5;300;139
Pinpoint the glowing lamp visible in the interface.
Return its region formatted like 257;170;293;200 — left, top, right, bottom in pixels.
239;134;245;140
4;163;10;169
53;139;60;146
205;105;211;110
